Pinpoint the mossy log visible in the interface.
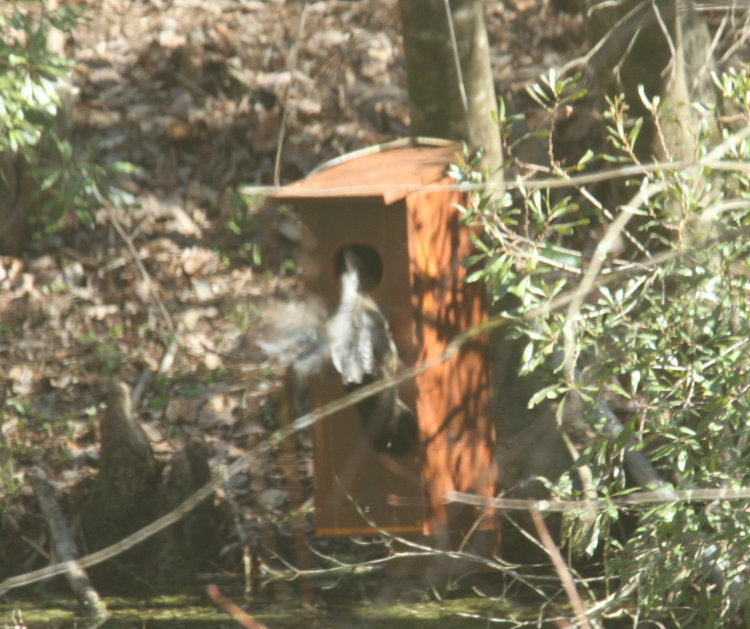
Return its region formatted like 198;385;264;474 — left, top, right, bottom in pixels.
31;472;108;621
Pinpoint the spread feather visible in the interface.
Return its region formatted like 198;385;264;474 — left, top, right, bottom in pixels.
326;247;417;454
327;248;397;385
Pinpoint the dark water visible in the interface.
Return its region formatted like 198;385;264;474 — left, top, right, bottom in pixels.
0;588;529;628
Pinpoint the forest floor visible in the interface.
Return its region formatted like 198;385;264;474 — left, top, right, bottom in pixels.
0;0;591;623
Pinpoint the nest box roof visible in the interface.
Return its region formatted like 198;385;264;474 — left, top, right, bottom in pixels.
272;142;460;205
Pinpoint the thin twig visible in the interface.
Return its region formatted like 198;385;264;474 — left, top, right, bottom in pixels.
30;472;109;620
447;485;750;512
206;584;269;629
244;157;750;198
93;184;178;407
443;0;469;117
102;205;174;334
273;2;308;187
530;509;592;629
132;329;180;409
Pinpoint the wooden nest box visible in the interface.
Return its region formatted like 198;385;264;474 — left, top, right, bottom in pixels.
274;142;497;542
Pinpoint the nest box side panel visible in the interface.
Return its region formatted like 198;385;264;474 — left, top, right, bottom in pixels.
295;197;424;536
406;185;497;537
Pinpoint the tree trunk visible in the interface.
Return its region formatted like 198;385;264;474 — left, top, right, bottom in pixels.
398;0;502;176
582;0;719;255
0;155;35;255
0;0;74;254
583;0;718;162
83;382;159;586
83;382;216;589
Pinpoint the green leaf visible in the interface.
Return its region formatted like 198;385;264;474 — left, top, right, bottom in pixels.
528;382;563;409
613;420;635;451
607;380;631;399
577;149;594;167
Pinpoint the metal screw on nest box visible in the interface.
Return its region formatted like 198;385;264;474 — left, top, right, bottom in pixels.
327;247;418;455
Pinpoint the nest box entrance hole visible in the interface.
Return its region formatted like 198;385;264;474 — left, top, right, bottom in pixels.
333;244;383;293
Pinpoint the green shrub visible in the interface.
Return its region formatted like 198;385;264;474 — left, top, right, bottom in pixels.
461;67;750;624
0;2;133;249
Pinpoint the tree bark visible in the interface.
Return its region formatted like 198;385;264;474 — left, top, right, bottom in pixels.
583;0;718;162
399;0;502;176
581;0;720;256
83;382;216;589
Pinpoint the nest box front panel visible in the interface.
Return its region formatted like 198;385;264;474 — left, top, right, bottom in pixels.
308;364;425;536
298;197;424;536
299;197;417;364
